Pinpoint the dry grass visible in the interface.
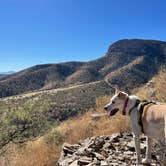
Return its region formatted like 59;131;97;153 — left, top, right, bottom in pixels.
135;67;166;102
153;68;166;102
58;96;130;145
0;96;130;166
0;138;61;166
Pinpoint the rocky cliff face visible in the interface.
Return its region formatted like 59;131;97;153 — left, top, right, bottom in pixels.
58;132;164;166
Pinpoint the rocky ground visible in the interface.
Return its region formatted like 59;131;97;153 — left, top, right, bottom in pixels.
58;132;165;166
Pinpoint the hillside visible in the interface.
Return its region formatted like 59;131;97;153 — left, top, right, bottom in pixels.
0;39;166;98
0;66;165;166
0;80;111;148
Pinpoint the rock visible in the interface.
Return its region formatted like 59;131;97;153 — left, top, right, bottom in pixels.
63;143;80;155
69;160;78;166
103;142;116;151
109;162;119;166
124;151;134;155
75;147;87;156
101;160;109;166
86;163;98;166
59;158;74;166
109;133;121;143
117;156;125;161
57;132;161;166
89;137;105;151
78;156;93;165
93;152;105;160
127;142;135;152
93;157;101;165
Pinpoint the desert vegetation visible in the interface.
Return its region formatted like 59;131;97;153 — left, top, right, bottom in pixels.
0;69;166;166
0;96;130;166
0;80;110;149
0;67;165;166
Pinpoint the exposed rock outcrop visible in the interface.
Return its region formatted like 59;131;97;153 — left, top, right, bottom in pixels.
58;132;165;166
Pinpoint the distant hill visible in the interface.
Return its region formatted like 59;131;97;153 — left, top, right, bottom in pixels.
0;71;15;79
0;39;166;98
0;71;15;75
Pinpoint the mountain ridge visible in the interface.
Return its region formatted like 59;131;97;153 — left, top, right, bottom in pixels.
0;39;166;98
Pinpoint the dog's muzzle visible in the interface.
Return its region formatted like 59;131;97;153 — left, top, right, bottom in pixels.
108;108;119;116
104;106;119;116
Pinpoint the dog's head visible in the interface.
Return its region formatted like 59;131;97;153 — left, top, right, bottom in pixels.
104;90;129;116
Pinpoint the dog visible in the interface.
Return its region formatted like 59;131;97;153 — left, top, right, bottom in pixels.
104;89;166;166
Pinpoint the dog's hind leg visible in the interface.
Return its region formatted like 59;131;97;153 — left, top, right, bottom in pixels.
142;137;152;164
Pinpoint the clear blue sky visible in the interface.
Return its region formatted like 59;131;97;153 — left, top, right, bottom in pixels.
0;0;166;72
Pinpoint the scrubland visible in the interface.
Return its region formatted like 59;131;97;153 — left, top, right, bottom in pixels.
0;68;166;166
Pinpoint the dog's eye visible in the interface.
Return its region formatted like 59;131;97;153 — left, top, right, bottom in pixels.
112;101;115;104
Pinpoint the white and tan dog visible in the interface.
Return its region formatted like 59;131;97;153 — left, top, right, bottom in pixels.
104;90;166;166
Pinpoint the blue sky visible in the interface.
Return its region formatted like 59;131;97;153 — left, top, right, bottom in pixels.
0;0;166;72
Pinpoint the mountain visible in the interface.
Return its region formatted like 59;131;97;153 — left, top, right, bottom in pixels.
0;71;15;75
0;39;166;98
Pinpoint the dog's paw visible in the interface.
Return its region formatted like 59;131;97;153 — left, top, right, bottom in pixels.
141;158;151;164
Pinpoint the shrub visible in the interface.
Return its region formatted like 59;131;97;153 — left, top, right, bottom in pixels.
44;130;63;145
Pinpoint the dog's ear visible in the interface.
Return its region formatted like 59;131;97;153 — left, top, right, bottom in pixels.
114;85;120;94
115;88;119;94
117;91;127;100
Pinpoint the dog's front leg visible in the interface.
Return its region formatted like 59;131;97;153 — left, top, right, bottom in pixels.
133;134;141;165
142;137;152;164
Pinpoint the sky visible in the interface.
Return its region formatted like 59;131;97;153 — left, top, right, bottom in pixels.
0;0;166;72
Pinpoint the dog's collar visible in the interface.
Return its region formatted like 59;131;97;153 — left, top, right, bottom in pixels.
122;96;129;115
